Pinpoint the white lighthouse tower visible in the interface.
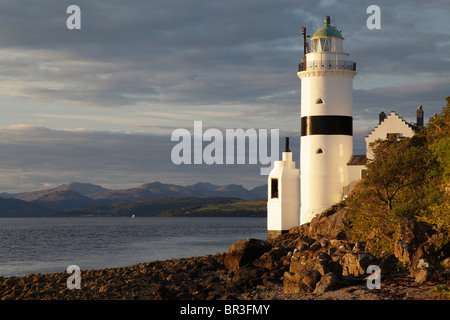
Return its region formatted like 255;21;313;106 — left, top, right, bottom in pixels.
298;16;357;224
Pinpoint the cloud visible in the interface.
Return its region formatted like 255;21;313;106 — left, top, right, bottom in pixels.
0;125;282;192
1;2;446;114
0;1;447;114
0;122;372;193
0;1;448;191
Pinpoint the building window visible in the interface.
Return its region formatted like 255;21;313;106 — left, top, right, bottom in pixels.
361;170;367;179
271;178;278;199
387;133;401;141
316;148;324;154
316;98;324;104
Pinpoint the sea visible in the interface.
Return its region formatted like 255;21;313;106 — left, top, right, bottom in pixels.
0;217;267;278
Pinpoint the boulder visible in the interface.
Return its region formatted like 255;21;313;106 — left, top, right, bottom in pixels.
284;250;342;294
289;251;338;276
295;237;316;251
328;239;353;259
410;259;437;283
394;219;437;269
394;240;413;265
313;272;340;294
413;268;433;283
352;241;366;254
309;205;349;239
252;246;288;270
289;204;349;240
302;270;322;290
283;270;321;294
224;239;272;272
441;257;450;270
340;252;378;277
398;219;436;244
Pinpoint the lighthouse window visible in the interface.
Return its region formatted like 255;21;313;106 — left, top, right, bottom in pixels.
271;178;279;199
316;148;324;154
316;98;324;104
311;39;318;52
319;38;332;52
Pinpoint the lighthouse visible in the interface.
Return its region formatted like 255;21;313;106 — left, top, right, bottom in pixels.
297;16;357;224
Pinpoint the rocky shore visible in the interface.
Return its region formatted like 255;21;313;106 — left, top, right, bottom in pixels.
1;206;449;300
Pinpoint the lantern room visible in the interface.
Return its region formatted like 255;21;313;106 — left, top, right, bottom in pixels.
310;16;344;53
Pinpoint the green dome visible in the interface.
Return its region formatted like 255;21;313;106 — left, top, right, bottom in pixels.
312;16;343;38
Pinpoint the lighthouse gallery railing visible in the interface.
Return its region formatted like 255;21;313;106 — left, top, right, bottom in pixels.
298;60;356;72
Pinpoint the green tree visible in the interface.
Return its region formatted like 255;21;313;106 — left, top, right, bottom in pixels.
346;136;432;255
424;100;450;185
365;136;430;212
346;98;450;256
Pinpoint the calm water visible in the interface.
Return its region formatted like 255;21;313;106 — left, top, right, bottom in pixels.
0;217;267;277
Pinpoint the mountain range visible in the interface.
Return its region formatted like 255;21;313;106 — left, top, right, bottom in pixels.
0;182;266;217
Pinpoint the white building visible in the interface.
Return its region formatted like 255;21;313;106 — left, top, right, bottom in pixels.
297;16;356;225
267;138;300;239
266;16;424;237
365;107;423;159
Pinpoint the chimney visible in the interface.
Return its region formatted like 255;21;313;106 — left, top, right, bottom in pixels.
284;137;291;153
379;111;387;124
417;105;424;127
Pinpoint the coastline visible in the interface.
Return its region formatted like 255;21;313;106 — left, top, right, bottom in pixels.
1;243;448;301
1;206;448;301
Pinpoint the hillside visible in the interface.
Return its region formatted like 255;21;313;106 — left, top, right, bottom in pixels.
159;199;267;217
13;182;110;202
0;198;52;217
87;181;265;202
32;190;97;212
51;197;253;217
5;181;265;209
0;181;267;217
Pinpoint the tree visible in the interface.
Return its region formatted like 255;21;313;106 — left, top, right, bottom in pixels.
346;136;433;255
424;100;450;185
365;136;430;211
346;99;450;257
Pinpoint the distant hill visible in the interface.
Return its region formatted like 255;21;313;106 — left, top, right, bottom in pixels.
14;182;110;202
32;190;97;212
87;181;265;202
0;198;52;217
0;181;267;216
52;197;245;217
159;199;267;217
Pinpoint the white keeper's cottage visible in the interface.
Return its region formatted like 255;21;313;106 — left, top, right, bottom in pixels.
365;106;424;159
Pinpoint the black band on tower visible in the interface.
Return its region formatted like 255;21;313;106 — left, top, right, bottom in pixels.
301;115;353;136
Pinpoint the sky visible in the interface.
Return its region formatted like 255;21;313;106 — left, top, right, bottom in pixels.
0;0;448;193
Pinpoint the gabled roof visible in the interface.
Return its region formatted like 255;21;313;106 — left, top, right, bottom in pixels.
365;111;417;139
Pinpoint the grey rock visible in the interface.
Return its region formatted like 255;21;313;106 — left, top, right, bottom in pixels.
313;272;340;294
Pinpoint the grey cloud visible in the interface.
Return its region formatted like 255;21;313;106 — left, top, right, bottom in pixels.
0;1;448;192
0;0;447;112
353;76;449;128
0;125;279;192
